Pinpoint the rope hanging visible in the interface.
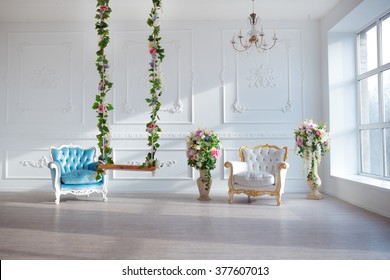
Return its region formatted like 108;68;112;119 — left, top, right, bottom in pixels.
93;0;166;174
93;0;114;180
144;0;165;168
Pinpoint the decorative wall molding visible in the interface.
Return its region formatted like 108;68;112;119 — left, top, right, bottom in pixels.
247;65;277;89
114;30;193;125
228;40;292;114
221;30;303;124
6;32;84;124
127;159;177;168
15;41;73;114
31;66;60;89
5;149;50;179
20;156;49;168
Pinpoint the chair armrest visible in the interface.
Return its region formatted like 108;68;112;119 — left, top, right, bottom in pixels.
48;161;61;174
224;161;248;175
48;161;61;191
277;161;289;170
225;161;248;191
275;161;289;192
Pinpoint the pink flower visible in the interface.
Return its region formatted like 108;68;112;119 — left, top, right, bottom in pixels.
100;5;108;12
316;130;321;136
147;123;157;133
149;48;157;56
211;149;221;158
97;104;107;113
296;137;303;147
195;129;204;138
103;143;109;149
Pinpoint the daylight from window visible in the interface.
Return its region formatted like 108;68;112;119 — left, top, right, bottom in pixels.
358;13;390;178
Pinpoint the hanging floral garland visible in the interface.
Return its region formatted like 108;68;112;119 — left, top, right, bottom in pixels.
144;0;165;167
92;0;114;180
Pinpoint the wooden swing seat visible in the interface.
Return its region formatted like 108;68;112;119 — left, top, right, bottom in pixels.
98;164;157;172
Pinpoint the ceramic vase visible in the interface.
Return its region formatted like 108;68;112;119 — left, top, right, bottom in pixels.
197;169;211;201
306;165;324;200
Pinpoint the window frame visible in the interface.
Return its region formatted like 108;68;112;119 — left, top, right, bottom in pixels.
357;11;390;179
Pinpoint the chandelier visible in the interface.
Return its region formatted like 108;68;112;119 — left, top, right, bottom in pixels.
231;0;277;53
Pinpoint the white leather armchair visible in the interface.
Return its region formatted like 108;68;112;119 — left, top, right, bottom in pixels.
224;144;289;205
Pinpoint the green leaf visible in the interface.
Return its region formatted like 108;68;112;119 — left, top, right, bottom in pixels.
92;102;99;109
147;18;154;27
106;104;114;111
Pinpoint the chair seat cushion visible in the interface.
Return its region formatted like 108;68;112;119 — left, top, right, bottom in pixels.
233;171;274;187
61;170;101;185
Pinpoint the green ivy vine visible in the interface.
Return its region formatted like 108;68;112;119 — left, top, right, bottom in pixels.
144;0;165;167
92;0;114;180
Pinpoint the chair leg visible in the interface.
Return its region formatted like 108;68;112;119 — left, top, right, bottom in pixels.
276;195;282;206
55;192;60;205
228;192;234;204
102;189;108;202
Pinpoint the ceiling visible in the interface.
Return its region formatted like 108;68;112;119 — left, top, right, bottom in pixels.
0;0;343;22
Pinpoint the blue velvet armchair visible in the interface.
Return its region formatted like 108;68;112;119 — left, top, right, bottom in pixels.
48;144;107;204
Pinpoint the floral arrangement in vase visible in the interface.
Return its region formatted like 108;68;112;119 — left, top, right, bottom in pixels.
294;119;330;189
186;129;222;191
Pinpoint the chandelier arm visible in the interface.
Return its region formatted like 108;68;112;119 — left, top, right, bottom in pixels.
254;34;265;48
259;38;277;51
231;42;250;52
239;36;249;48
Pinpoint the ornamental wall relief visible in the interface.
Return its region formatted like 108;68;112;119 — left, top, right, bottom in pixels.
114;30;193;124
31;67;60;89
222;30;303;124
247;65;277;89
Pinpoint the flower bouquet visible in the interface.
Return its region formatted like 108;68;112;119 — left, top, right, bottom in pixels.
294;119;329;195
186;129;221;195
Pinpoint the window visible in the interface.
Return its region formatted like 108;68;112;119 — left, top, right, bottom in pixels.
357;12;390;178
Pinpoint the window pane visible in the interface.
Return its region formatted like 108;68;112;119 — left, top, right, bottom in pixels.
385;129;390;176
361;129;382;175
382;16;390;65
359;25;378;73
384;70;390;122
360;74;379;124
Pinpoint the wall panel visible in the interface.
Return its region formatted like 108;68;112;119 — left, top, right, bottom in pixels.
0;20;321;194
6;32;85;124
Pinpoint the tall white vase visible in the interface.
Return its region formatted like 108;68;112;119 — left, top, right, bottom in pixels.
197;169;211;201
306;165;323;200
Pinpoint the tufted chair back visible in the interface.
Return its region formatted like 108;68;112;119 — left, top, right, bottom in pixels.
240;145;288;175
50;146;96;174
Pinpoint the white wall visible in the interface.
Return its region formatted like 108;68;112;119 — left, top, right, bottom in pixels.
321;0;390;218
0;17;323;196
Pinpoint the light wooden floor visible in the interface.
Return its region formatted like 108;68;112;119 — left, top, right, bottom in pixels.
0;191;389;260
